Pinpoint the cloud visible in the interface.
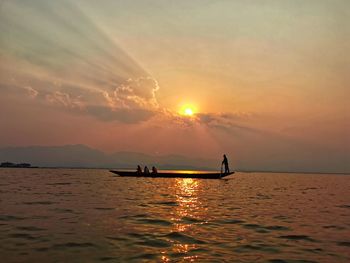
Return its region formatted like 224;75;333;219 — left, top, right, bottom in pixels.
86;106;156;123
160;110;257;132
40;79;159;123
22;86;38;98
38;76;160;123
149;107;260;136
102;77;160;110
45;91;84;109
0;0;160;124
196;112;258;132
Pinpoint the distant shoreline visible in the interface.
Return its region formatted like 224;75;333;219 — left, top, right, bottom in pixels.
0;162;38;168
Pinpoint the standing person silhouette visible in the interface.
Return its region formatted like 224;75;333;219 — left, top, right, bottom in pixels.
222;154;230;174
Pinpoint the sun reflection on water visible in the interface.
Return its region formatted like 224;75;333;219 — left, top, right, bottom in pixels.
161;255;170;262
166;178;204;261
176;178;199;198
173;178;200;227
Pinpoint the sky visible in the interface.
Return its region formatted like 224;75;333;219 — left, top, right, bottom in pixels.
0;0;349;172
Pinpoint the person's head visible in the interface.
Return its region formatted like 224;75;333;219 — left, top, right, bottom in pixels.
223;154;226;158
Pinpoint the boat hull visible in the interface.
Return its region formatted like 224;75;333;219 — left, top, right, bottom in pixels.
109;170;234;179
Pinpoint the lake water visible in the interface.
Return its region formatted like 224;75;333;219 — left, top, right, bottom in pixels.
0;168;349;262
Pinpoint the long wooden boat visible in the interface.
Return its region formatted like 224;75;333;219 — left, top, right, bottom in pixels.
109;170;234;179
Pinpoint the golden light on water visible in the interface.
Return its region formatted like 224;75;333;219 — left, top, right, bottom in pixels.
161;255;170;262
173;178;202;232
167;178;202;260
175;178;199;205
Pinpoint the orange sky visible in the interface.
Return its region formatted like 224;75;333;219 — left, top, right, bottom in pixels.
0;0;349;172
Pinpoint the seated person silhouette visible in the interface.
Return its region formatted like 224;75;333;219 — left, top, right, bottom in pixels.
136;165;142;175
144;166;150;175
151;166;158;175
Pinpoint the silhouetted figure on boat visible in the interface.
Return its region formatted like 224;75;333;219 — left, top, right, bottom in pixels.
222;154;230;174
136;165;142;175
151;166;158;175
144;166;150;175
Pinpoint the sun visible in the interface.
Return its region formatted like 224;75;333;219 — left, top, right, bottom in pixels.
180;104;196;117
184;108;194;116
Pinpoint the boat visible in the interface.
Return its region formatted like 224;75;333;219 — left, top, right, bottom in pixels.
109;170;234;179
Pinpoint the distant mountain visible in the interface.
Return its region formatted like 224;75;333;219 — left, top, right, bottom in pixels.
0;145;219;170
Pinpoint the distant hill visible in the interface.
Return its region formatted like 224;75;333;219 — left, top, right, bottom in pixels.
0;144;219;170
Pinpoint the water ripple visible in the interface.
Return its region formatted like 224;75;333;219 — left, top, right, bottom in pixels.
279;235;316;242
1;169;349;262
164;232;207;244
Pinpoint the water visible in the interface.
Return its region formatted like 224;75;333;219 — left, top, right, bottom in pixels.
0;168;349;262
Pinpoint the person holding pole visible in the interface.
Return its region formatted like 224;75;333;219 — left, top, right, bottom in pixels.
222;154;229;174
